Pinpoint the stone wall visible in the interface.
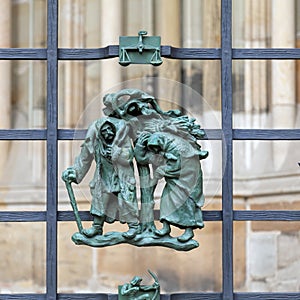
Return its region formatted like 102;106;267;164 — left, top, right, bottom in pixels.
0;0;300;295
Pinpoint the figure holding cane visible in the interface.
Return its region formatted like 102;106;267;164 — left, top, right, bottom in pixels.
62;117;139;239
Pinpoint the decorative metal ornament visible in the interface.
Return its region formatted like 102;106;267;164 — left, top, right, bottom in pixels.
118;270;160;300
62;89;208;251
119;31;162;66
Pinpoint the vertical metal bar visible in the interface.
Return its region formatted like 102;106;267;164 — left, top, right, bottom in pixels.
221;0;233;299
46;0;58;299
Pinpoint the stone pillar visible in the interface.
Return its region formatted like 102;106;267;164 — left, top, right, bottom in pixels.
182;0;203;101
29;1;47;184
59;0;86;169
271;0;296;168
0;1;11;177
202;0;221;111
232;0;245;112
297;1;300;105
154;0;181;111
236;0;272;174
60;0;85;129
244;0;269;118
100;0;122;102
0;1;11;125
182;0;203;49
84;0;101;125
297;36;300;105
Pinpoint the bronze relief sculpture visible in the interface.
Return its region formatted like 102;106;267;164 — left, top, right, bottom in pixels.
62;89;208;251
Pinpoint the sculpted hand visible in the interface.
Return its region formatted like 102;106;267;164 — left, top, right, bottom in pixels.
137;132;151;146
62;168;77;183
153;167;164;180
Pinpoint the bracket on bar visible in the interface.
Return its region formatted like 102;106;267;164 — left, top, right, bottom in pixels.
119;30;162;66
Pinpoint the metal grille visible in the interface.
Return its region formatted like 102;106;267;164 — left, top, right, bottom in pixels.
0;0;300;299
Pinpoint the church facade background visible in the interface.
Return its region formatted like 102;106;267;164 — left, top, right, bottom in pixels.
0;0;300;295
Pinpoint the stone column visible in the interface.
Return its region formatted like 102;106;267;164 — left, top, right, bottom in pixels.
182;0;203;102
154;0;181;111
244;0;269;119
297;2;300;105
100;0;122;103
30;0;47;184
84;0;101;125
297;35;300;105
59;0;86;169
202;0;221;111
182;0;203;49
60;0;85;129
0;1;11;119
236;0;272;175
0;1;11;176
232;0;245;113
271;0;296;168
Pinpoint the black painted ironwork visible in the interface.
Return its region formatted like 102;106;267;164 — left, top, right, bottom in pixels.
0;0;299;298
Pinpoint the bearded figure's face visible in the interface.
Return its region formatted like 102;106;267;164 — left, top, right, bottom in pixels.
100;123;115;143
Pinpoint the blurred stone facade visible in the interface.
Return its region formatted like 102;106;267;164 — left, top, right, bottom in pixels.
0;0;300;294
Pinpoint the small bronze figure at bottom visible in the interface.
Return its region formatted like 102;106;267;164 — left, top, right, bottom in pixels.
119;270;160;300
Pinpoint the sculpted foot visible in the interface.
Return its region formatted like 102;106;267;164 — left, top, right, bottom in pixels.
82;225;103;237
154;222;171;237
177;228;194;242
122;223;139;239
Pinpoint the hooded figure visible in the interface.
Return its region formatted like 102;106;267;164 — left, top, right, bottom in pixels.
63;117;139;239
134;132;208;242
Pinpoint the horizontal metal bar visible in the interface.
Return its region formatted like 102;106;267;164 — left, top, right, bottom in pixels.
0;48;47;60
0;295;46;300
233;48;300;60
0;210;221;222
58;210;222;222
58;211;93;222
0;129;86;140
233;129;300;140
59;47;221;60
169;293;222;300
58;293;223;300
234;210;300;221
2;210;299;223
161;46;221;59
58;46;118;60
58;129;223;140
58;129;300;141
58;129;87;140
0;47;299;61
0;129;299;141
1;293;299;300
58;47;300;60
58;292;300;300
203;129;223;140
58;293;116;300
0;129;47;140
235;292;300;299
0;211;46;222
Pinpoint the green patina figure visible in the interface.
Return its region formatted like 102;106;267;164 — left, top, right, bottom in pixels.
62;117;139;239
119;270;160;300
62;88;208;251
134;131;208;242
